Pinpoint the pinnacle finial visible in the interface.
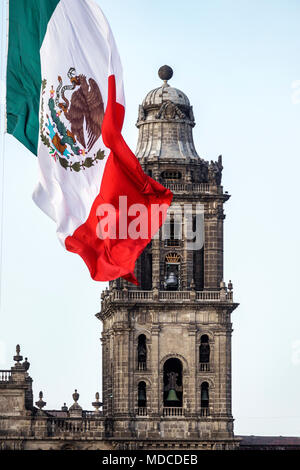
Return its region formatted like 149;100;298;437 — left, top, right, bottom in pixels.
92;391;102;413
158;65;173;84
61;402;68;412
13;344;23;365
72;389;79;403
35;391;46;409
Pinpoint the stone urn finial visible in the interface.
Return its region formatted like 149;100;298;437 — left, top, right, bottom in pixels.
13;344;23;365
92;392;103;413
69;389;82;417
35;391;46;409
72;389;79;403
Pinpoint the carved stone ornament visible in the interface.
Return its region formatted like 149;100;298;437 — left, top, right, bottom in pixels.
155;100;186;120
137;104;145;122
189;106;195;122
208;155;223;185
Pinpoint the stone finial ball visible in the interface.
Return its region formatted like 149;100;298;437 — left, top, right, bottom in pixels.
158;65;173;81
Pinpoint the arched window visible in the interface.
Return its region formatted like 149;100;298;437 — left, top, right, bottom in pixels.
201;382;209;416
137;335;147;370
199;335;210;371
163;358;183;408
138;381;147;409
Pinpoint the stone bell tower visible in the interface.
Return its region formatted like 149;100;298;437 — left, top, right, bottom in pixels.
97;66;239;450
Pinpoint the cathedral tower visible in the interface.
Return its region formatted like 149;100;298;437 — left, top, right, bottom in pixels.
97;66;239;450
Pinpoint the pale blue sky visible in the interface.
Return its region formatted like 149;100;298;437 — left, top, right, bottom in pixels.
1;0;300;436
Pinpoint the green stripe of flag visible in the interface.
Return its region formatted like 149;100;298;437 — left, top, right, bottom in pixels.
6;0;60;154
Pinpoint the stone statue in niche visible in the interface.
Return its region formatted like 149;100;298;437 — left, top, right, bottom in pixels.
155;100;186;120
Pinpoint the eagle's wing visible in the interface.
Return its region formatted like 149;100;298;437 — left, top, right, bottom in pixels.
68;89;86;149
85;78;104;152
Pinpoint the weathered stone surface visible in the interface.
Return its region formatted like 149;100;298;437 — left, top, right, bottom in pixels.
99;68;239;449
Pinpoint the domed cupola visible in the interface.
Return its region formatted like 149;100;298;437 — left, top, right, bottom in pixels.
135;66;223;187
136;65;199;163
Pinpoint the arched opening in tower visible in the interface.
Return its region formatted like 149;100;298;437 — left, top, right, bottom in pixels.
199;334;210;371
138;381;147;408
163;358;183;407
201;382;209;410
137;334;147;370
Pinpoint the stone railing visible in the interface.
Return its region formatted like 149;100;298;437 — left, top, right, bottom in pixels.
163;407;183;417
0;370;12;382
159;291;191;300
83;410;102;418
106;289;233;303
196;291;219;301
47;417;104;436
199;363;210;372
200;407;210;417
136;407;148;416
164;183;211;194
112;290;153;301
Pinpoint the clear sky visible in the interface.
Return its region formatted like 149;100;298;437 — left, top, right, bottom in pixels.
1;0;300;436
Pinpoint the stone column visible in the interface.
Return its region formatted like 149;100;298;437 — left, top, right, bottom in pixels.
150;324;160;415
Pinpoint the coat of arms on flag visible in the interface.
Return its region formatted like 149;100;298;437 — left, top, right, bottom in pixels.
40;68;105;171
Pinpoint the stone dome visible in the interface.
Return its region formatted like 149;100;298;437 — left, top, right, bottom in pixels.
142;85;190;108
135;65;200;163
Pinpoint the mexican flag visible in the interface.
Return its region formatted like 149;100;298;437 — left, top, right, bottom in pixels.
6;0;172;283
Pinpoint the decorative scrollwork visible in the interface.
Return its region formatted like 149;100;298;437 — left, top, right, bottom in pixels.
155;100;186;120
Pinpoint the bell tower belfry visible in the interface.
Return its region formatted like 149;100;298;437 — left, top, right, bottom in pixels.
97;66;239;450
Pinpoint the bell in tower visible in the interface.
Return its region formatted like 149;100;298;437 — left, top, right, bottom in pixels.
164;270;178;290
98;66;239;449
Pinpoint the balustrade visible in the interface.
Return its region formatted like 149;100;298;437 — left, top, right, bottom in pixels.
0;370;12;382
163;407;183;417
136;407;148;416
200;408;210;417
164;183;211;193
47;417;103;436
103;289;233;304
199;363;210;372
